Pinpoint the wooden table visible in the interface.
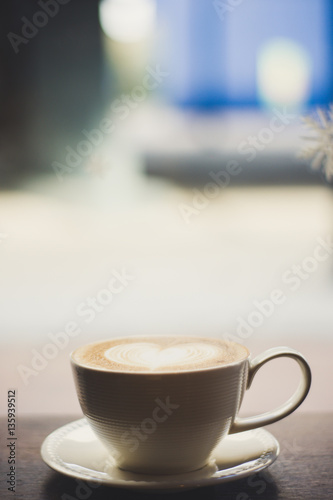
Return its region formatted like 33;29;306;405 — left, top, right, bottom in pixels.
1;413;332;500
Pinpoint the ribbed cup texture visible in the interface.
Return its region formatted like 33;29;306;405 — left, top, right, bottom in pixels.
71;362;248;474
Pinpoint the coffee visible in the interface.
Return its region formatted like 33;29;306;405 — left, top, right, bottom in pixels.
71;338;311;474
72;336;249;372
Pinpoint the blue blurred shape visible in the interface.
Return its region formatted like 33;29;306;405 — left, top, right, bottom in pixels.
155;0;333;109
156;0;227;108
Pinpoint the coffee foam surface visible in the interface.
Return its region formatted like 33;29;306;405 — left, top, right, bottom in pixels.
73;337;248;372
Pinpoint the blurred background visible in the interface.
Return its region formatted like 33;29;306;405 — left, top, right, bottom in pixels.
0;0;333;416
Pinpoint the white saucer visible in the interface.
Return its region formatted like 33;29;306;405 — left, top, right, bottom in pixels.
41;418;279;491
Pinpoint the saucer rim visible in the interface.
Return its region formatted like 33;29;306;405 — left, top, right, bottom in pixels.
41;418;280;490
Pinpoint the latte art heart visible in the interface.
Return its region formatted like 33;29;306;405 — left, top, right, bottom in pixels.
104;343;223;370
72;336;249;372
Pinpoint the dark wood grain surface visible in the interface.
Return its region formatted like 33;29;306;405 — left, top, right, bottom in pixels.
1;413;332;500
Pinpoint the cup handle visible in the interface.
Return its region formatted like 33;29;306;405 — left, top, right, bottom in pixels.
229;346;311;434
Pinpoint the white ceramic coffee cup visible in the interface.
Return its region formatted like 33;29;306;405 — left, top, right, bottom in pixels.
70;337;311;475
